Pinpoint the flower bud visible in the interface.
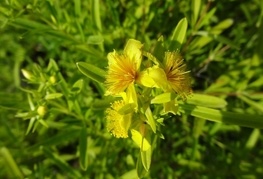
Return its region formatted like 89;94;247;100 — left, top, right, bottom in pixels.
49;76;56;84
21;69;34;81
37;105;47;116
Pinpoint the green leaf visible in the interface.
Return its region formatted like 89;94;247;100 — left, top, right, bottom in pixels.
26;117;36;135
140;147;152;172
71;79;83;94
187;93;227;108
131;129;151;151
169;17;188;50
45;93;63;100
76;62;106;83
245;129;260;149
180;103;263;129
118;103;136;115
38;119;49;128
210;19;234;35
79;126;88;170
136;152;148;178
162;100;178;115
151;36;165;63
198;7;217;29
92;0;102;31
145;107;156;133
151;92;176;104
87;35;104;44
191;0;201;26
91;97;114;110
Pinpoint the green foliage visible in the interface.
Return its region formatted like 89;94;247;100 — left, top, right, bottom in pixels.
1;0;263;178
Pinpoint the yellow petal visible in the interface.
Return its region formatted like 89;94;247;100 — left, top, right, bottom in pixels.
137;70;158;88
124;39;143;70
105;51;137;95
148;66;170;91
107;50;118;65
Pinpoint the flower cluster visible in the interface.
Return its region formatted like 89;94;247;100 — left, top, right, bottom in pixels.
104;39;192;150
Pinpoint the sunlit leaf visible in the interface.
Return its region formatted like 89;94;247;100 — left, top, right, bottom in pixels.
151;92;176;104
180;103;263;128
76;62;106;83
187;93;227;108
131;129;151;151
191;0;201;26
71;79;83;94
45;93;63;100
169;17;188;50
140;147;152;172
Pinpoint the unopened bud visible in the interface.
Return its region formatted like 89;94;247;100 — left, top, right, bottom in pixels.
49;76;56;84
21;69;34;81
37;106;47;116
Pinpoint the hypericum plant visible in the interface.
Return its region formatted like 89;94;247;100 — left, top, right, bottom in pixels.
78;36;192;175
77;18;263;177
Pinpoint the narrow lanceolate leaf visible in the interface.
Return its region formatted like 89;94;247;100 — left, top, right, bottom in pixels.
140;147;152;172
169;17;188;50
191;0;201;26
136;151;148;178
92;0;102;31
145;107;156;133
210;19;234;35
180;103;263;129
76;62;106;83
45;93;63;100
131;129;151;151
186;93;227;108
245;129;260;149
87;35;104;44
71;79;84;94
79;126;88;170
151;92;176;104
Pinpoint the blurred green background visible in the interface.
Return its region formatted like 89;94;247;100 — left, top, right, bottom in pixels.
1;0;263;178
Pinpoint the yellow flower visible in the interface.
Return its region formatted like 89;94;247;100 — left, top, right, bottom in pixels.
105;39;143;95
163;51;192;97
141;51;192;98
106;100;132;138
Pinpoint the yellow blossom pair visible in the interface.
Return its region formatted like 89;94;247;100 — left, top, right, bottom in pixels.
104;39;192;138
105;39;191;98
